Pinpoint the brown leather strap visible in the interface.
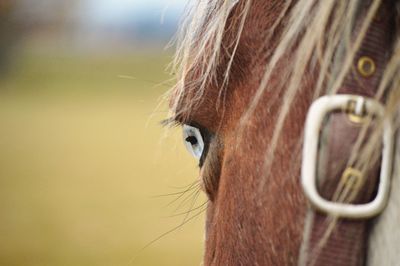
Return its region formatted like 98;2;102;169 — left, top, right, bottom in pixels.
300;1;396;266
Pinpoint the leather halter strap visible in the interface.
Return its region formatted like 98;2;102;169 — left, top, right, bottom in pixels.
299;1;396;266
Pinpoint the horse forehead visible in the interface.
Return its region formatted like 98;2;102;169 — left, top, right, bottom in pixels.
171;0;288;128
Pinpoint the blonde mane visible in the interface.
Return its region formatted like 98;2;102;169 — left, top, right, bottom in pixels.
171;0;399;174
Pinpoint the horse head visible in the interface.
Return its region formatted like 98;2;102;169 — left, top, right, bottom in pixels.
168;0;399;265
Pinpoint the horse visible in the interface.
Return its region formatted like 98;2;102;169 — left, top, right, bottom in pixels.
166;0;400;265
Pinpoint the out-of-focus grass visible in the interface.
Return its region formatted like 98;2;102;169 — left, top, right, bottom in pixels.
0;48;206;266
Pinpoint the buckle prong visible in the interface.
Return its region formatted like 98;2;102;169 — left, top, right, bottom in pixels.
346;98;368;123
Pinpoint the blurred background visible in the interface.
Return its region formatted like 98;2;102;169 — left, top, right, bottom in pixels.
0;1;206;265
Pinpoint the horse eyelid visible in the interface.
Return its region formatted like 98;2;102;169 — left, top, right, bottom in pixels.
200;137;223;201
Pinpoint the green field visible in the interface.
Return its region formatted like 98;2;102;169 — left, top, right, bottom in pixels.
0;49;206;265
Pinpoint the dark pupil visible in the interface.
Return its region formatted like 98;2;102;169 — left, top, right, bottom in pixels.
185;136;198;146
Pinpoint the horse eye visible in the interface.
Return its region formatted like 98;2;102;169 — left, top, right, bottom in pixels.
182;125;205;160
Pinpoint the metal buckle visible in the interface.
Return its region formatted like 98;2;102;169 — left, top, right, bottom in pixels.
301;95;394;219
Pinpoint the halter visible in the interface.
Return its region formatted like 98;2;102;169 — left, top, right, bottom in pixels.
299;1;396;265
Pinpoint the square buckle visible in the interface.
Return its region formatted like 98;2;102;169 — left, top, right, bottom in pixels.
301;95;394;219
